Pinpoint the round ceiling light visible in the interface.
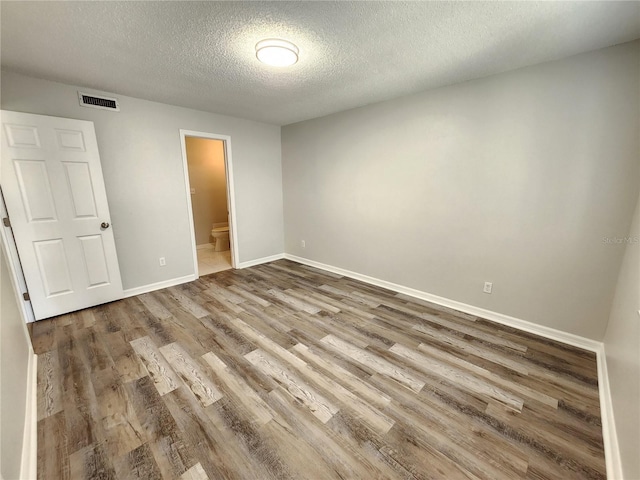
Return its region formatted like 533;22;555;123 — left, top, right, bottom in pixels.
255;39;299;67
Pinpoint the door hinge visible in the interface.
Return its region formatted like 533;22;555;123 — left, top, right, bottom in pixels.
23;292;30;301
2;217;10;228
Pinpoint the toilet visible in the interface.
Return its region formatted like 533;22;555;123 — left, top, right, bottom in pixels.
211;223;230;252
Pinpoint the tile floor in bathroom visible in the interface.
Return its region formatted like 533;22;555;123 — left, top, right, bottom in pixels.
197;243;232;276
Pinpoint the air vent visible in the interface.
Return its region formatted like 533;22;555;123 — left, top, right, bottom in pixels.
78;92;120;111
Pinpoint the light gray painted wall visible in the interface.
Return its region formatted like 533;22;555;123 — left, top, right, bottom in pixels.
282;40;640;340
1;71;284;290
603;191;640;480
0;248;32;479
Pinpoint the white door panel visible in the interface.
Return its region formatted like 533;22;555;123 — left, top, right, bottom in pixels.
1;110;123;320
56;129;86;151
33;238;73;296
4;123;41;148
14;159;58;222
63;161;99;218
78;234;111;287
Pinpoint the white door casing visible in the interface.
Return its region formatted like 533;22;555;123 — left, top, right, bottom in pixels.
0;188;36;323
179;129;239;274
1;110;123;320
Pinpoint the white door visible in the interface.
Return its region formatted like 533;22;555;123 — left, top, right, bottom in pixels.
1;110;123;320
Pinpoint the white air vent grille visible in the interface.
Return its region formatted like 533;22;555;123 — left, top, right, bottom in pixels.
78;92;120;111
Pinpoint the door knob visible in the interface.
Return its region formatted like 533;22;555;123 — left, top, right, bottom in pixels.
101;222;110;229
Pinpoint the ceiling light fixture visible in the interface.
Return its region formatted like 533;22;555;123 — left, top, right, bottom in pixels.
255;39;299;67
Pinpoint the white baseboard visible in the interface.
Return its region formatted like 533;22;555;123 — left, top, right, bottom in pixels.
20;352;37;480
596;345;623;480
122;274;197;298
121;253;284;298
284;254;600;352
237;253;285;269
283;253;621;478
115;253;622;479
114;254;626;478
196;243;214;250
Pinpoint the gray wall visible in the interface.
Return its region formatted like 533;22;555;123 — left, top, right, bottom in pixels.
282;40;640;340
1;71;284;290
0;248;33;479
603;191;640;480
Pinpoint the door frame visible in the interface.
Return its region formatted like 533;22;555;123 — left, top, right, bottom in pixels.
0;187;36;323
179;130;239;276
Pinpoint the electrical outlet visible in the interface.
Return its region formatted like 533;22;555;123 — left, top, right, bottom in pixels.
159;257;166;266
301;240;306;248
483;281;492;294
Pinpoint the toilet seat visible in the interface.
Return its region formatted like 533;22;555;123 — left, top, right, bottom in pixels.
211;226;229;233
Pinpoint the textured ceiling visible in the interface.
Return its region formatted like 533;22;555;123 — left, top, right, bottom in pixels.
2;1;640;125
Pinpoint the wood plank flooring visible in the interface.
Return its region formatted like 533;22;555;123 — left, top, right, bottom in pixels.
31;260;606;479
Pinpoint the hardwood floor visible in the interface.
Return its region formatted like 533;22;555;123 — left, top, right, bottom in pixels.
32;260;606;479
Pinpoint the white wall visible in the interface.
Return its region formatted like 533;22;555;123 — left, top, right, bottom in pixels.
282;40;640;340
1;71;284;290
0;247;34;479
603;191;640;480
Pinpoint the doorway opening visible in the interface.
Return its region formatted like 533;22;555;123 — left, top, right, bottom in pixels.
180;130;238;277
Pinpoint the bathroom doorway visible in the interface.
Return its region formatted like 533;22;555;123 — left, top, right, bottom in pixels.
180;130;238;277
